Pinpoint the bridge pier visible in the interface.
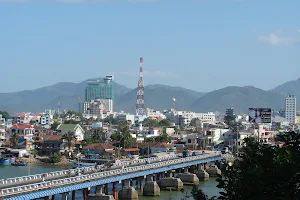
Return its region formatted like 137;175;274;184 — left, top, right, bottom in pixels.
113;182;118;200
104;183;109;195
83;188;90;200
143;175;160;196
118;179;138;200
177;172;199;185
158;176;183;191
72;190;76;200
95;185;103;194
61;193;68;200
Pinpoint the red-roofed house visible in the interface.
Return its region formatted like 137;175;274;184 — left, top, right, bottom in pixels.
10;124;35;138
83;143;115;155
123;148;139;156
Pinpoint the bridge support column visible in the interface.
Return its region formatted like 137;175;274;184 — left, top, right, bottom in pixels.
71;190;75;200
166;171;172;178
183;167;189;173
104;183;109;195
61;193;68;200
196;169;210;181
83;188;90;200
118;179;138;200
113;182;118;200
139;179;143;192
52;195;55;200
158;178;183;191
95;185;103;194
143;175;160;196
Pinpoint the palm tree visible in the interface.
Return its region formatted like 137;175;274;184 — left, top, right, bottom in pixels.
62;131;76;150
10;132;19;148
92;128;106;143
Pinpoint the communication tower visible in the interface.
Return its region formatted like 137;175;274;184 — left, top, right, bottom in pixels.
136;57;145;116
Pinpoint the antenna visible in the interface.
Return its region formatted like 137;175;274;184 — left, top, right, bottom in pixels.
173;98;176;110
136;57;145;116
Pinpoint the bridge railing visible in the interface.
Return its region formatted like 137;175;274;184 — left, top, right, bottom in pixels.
0;154;179;186
0;152;221;197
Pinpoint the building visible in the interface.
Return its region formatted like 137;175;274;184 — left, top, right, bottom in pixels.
225;108;234;116
141;129;160;138
82;99;113;115
10;124;35;139
56;124;85;141
164;109;215;127
85;76;114;102
12;112;43;124
40;114;51;128
0;115;6;146
285;95;296;123
146;108;166;120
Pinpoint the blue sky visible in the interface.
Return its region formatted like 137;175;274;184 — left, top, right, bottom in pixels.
0;0;300;93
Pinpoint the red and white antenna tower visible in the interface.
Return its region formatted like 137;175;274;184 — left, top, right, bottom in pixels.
136;57;145;116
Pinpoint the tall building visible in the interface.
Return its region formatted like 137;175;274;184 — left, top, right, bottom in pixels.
85;75;114;102
225;107;234;116
285;95;296;123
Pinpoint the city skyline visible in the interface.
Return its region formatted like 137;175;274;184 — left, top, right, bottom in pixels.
1;0;300;93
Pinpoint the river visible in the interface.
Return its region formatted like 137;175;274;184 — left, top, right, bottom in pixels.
0;165;221;199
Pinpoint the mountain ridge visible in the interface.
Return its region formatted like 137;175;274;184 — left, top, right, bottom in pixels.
0;77;298;114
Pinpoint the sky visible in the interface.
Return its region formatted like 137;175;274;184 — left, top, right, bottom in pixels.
0;0;300;93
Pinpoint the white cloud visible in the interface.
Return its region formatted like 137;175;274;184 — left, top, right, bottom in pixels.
118;71;180;79
258;33;298;46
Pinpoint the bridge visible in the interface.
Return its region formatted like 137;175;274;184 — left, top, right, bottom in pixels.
1;152;223;200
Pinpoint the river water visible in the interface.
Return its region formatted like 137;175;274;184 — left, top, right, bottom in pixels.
0;165;221;199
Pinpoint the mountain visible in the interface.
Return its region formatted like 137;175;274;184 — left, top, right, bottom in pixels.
115;84;204;113
191;86;285;113
270;77;300;100
0;80;131;113
0;77;296;114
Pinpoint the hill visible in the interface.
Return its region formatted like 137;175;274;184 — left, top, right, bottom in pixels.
0;80;131;113
270;77;300;101
115;84;204;113
191;86;285;113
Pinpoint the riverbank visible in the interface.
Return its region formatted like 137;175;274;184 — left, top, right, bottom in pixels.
17;156;72;167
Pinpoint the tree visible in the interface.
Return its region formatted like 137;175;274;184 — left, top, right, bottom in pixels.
49;153;61;163
91;128;107;143
51;121;60;130
159;119;172;127
0;111;10;120
224;115;236;127
214;131;300;200
62;131;76;150
190;185;216;200
190;118;200;127
10;132;19;147
143;118;159;127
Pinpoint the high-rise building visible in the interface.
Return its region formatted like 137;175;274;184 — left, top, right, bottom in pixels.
85;75;114;102
225;107;234;116
285;94;296;123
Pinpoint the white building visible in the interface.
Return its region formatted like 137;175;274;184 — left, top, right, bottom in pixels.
141;130;160;138
0;115;6;146
146;108;166;119
164;109;215;127
116;114;135;125
82;99;113;119
285;95;296;123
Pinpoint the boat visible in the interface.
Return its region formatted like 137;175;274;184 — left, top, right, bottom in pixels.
0;158;10;166
11;162;28;166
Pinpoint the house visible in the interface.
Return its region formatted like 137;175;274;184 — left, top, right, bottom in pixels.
56;124;85;141
123;148;139;156
83;143;115;156
10;124;35;139
139;142;170;155
141;130;160;138
35;135;64;156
